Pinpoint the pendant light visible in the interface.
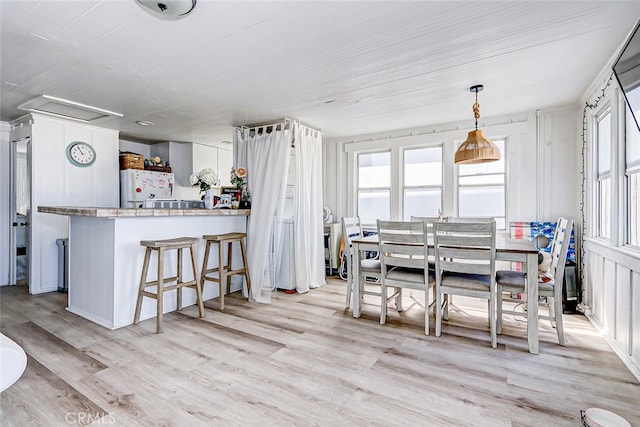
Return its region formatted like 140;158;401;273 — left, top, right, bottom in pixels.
454;85;500;164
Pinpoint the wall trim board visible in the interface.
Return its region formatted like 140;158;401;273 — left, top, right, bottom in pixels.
585;238;640;272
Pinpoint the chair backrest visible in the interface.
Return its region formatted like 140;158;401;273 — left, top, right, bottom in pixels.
341;217;363;258
433;221;497;277
377;220;429;272
446;216;495;223
549;217;574;287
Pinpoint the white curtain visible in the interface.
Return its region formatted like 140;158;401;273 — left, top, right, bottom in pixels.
293;123;325;292
234;126;291;303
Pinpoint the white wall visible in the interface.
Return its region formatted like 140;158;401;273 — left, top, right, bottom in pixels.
119;139;150;158
0;122;11;285
11;114;119;294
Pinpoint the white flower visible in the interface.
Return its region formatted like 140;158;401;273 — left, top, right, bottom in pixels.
191;168;220;193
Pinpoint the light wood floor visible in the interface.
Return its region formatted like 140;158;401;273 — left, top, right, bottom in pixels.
1;278;638;426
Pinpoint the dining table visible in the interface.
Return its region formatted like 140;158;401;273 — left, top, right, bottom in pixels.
350;234;540;354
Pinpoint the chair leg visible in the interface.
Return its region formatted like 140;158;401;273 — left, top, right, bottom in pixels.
396;287;403;312
490;294;497;348
553;297;566;346
424;286;429;336
200;240;211;293
156;248;165;334
226;241;233;295
177;247;183;311
218;242;225;310
435;286;442;337
134;247;152;325
239;238;251;295
190;244;204;317
443;294;449;321
380;282;387;325
496;286;503;335
548;296;556;329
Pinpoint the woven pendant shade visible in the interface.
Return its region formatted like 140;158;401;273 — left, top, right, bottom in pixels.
454;85;500;164
454;129;501;164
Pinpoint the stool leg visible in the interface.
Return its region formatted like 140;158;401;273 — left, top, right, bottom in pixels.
200;240;211;292
226;241;233;296
156;247;165;333
177;247;183;311
218;242;225;310
134;247;152;325
190;243;204;317
240;238;251;295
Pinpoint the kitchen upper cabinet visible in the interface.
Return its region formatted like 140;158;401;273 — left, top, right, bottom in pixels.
192;143;232;187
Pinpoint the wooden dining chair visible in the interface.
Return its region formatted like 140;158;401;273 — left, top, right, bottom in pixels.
434;220;498;348
496;217;574;346
341;216;383;309
377;220;435;335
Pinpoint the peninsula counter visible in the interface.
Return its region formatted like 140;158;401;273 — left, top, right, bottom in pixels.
38;206;250;329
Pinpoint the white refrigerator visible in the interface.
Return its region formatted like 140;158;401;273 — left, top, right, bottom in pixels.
120;169;175;208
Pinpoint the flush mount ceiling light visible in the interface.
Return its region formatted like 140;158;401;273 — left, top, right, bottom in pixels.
137;0;196;18
454;85;501;164
18;95;123;123
136;120;154;126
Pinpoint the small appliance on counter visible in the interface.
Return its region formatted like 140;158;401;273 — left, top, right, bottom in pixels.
120;169;175;208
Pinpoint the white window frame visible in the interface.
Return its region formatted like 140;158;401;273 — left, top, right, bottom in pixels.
595;108;612;240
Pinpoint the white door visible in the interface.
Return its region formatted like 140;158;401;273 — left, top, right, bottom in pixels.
9;137;30;287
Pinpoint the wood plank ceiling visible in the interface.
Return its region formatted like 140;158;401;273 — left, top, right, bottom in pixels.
1;1;640;144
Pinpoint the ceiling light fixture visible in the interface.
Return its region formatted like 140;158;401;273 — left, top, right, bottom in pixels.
136;0;196;18
136;120;154;126
454;85;500;164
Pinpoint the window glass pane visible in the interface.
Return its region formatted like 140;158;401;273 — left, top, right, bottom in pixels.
599;178;610;238
458;139;505;176
627;106;640;170
404;147;442;186
403;188;441;220
459;186;505;217
629;172;639;246
459;173;505;186
358;190;390;225
358;152;390;188
597;112;611;176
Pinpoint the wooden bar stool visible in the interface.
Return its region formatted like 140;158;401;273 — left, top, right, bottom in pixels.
134;237;204;333
200;232;251;310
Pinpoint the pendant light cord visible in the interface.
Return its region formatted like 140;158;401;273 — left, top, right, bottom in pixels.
472;88;480;131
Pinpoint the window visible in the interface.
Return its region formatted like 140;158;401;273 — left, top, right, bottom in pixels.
357;151;390;225
403;146;442;220
457;139;506;229
596;111;611;239
626;105;640;246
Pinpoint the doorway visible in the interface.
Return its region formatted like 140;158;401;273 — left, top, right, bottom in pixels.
10;137;30;288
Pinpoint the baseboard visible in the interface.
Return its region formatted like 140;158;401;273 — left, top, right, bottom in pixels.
584;308;640;382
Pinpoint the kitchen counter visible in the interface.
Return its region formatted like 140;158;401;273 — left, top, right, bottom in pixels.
38;206;250;217
39;205;249;329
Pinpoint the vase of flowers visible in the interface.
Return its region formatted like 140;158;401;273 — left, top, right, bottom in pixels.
190;168;220;209
230;166;247;189
231;166;251;208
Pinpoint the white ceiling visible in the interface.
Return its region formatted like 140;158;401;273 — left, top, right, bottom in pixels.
1;1;640;145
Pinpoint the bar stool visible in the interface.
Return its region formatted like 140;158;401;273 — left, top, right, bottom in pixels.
133;237;204;333
200;232;251;310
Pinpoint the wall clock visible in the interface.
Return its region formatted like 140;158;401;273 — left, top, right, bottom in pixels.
66;141;96;167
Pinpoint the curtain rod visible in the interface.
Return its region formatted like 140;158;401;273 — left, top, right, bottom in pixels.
235;118;323;135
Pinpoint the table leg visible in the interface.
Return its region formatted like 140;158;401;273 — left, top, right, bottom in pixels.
352;243;361;318
526;251;539;354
